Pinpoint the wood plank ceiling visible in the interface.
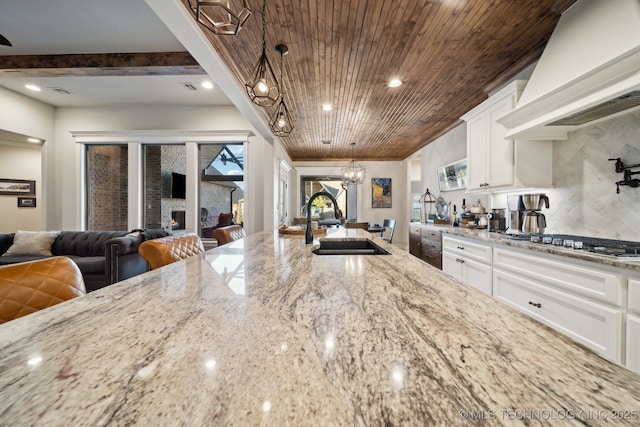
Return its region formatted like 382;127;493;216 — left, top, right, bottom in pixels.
190;0;577;161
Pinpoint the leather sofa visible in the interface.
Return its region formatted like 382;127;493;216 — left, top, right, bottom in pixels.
0;229;168;292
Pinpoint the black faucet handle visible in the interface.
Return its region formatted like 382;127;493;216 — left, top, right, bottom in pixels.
609;158;624;173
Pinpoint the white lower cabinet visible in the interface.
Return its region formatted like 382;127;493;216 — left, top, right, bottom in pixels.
492;247;625;364
627;279;640;374
494;268;623;363
627;315;640;374
441;234;638;367
442;236;492;295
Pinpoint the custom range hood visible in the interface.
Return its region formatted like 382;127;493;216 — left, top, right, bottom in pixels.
499;0;640;140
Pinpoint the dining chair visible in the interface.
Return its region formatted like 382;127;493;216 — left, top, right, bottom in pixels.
0;256;86;324
380;219;396;243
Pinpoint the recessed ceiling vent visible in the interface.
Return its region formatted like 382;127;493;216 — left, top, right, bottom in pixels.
548;91;640;126
180;83;197;91
48;87;72;95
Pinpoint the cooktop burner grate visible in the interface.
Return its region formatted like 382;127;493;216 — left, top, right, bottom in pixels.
506;233;640;257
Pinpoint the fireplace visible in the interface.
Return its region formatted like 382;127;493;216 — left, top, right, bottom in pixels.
171;210;185;230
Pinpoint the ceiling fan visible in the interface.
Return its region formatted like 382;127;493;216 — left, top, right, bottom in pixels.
0;34;12;47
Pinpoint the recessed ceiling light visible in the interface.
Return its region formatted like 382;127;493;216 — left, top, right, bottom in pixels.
322;104;333;111
25;84;41;92
388;79;402;88
201;80;214;90
27;138;41;143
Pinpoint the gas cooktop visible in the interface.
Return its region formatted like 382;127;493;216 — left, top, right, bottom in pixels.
505;233;640;258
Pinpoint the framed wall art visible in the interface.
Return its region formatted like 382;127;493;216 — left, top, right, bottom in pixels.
436;158;467;192
18;197;36;208
371;178;392;208
0;179;36;196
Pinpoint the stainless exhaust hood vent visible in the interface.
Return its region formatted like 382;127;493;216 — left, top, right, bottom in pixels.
547;91;640;126
498;0;640;140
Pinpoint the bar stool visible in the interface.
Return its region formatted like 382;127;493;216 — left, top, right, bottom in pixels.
138;233;205;270
0;256;86;324
380;219;396;243
212;225;246;245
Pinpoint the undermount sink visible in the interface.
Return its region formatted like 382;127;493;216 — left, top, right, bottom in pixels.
312;239;390;255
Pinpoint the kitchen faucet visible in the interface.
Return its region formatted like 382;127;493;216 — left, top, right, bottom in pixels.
616;169;640;193
305;191;343;244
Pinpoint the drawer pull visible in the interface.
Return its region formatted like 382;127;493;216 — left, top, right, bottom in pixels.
528;301;542;308
456;258;465;263
457;246;465;250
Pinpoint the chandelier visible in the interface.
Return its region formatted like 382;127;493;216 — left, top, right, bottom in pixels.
269;44;294;136
341;143;366;186
187;0;252;36
245;0;280;107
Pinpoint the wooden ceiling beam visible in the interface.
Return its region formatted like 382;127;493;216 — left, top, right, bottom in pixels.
0;52;205;77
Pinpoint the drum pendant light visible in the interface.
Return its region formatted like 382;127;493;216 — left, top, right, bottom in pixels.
187;0;252;36
269;44;294;136
245;0;280;107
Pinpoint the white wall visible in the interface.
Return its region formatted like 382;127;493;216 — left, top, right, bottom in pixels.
412;123;489;219
0;88;54;141
292;160;408;246
0;88;54;232
0;142;43;232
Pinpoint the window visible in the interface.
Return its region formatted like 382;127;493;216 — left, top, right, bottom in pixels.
142;145;186;232
300;176;356;221
85;145;128;230
200;144;244;238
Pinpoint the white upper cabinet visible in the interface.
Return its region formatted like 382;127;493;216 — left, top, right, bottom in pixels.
462;80;553;192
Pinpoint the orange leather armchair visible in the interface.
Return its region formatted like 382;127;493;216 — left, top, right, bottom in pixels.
212;225;246;245
138;233;205;270
0;256;86;324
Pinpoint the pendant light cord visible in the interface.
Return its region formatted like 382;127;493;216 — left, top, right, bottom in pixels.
280;47;284;97
261;0;266;51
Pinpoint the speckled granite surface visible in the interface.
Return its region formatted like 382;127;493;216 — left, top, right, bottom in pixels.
1;228;639;426
415;222;640;273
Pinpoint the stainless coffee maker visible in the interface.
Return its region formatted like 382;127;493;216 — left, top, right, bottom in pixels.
520;193;549;234
507;194;525;233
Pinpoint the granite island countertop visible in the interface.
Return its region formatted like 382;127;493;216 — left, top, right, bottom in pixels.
1;228;639;426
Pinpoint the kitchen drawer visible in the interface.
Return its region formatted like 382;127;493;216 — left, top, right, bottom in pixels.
420;227;442;269
494;269;623;363
409;226;422;258
493;247;624;306
442;236;492;264
629;279;640;315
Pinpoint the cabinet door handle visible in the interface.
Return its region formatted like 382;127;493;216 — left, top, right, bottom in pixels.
528;301;541;308
457;246;464;250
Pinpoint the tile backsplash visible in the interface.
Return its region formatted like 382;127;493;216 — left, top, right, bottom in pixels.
541;110;640;241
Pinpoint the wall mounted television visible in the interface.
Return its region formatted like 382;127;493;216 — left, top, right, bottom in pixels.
171;172;186;199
